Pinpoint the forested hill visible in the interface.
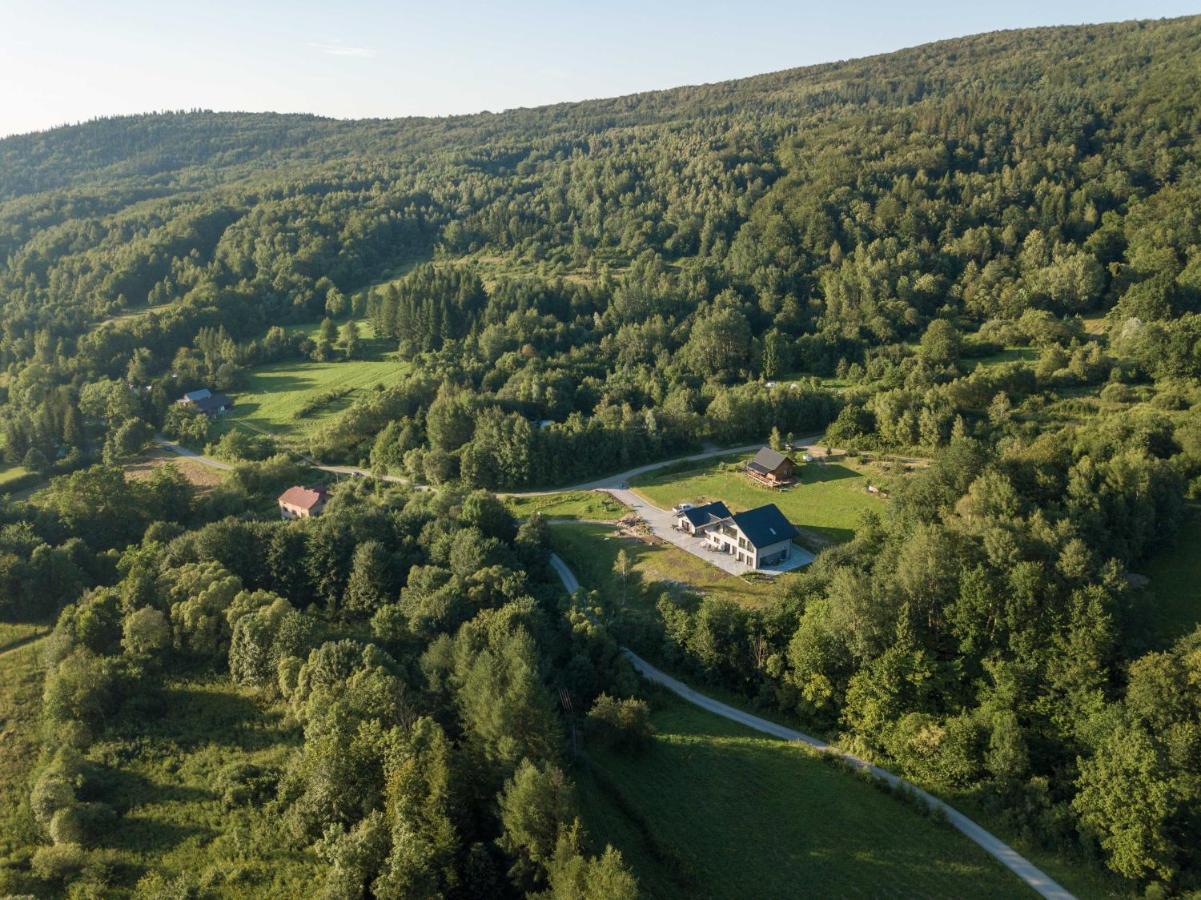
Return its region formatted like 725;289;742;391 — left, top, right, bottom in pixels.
3;14;1198;201
6;14;1201;897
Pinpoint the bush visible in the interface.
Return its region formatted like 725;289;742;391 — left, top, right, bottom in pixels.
30;843;88;882
207;429;277;462
216;762;279;809
48;802;115;847
585;694;654;753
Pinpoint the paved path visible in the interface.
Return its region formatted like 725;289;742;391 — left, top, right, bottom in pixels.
548;553;1075;900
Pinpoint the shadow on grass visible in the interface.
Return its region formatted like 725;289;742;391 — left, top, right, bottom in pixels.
113;684;295;753
104;811;215;854
793;462;861;484
87;764;215;816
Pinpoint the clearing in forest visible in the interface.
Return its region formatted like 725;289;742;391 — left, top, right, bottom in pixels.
630;451;897;545
217;320;409;445
576;693;1022;899
0;637;48;866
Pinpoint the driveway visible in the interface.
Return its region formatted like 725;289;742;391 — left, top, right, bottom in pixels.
154;436;234;470
603;487;816;576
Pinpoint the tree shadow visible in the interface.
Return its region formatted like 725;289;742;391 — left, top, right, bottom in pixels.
793;462;861;485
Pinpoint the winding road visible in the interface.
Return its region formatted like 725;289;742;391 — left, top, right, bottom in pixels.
548;552;1075;900
157;434;814;496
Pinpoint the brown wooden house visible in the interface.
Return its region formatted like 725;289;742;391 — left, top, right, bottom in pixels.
745;447;796;487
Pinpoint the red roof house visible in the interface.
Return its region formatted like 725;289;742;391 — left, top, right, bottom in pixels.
278;485;329;519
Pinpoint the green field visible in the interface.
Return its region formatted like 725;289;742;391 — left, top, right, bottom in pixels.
1134;506;1201;649
631;453;891;545
0;622;49;654
75;677;311;895
218;321;409;444
505;491;627;521
576;692;1023;899
0;464;40;496
964;346;1039;371
0;637;47;874
551;522;782;609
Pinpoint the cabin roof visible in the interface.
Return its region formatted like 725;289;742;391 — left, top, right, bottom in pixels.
747;446;793;475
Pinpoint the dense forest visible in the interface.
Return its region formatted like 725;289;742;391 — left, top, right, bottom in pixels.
2;13;1201;897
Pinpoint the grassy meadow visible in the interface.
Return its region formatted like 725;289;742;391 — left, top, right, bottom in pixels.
631;452;893;545
504;490;627;521
71;677;312;896
576;692;1023;899
218;319;409;446
1133;505;1201;650
0;637;48;874
551;522;782;609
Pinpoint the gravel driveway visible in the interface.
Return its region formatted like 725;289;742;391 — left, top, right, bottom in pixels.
603;487;815;576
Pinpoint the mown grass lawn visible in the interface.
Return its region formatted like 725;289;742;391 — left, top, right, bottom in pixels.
218;321;409;445
551;522;783;609
576;692;1023;900
631;453;891;545
505;491;627;521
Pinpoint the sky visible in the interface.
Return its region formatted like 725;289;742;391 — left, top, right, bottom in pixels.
0;0;1197;138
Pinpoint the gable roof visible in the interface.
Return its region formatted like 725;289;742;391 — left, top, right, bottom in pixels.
747;446;793;474
278;485;328;511
681;500;732;527
182;388;212;402
731;503;797;549
192;392;232;413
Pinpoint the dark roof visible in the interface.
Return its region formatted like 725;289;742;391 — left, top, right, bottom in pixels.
747;446;793;475
278;485;328;510
192;392;232;413
731;504;797;549
681;501;732;527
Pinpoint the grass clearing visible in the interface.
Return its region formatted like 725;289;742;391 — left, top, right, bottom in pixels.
964;346;1038;371
78;676;315;895
1132;505;1201;650
125;449;225;490
218;324;409;446
551;522;783;609
0;464;41;496
505;491;626;521
576;692;1024;899
631;452;893;545
0;636;48;868
0;622;49;655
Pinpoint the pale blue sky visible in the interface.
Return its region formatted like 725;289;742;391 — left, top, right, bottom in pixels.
0;0;1196;137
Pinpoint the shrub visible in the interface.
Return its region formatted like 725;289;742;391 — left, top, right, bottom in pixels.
30;843;88;882
585;694;654;753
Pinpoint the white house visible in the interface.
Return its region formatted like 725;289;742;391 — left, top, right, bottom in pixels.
703;503;798;569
